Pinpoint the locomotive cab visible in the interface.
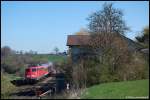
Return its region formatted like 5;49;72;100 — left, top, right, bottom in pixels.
25;67;38;80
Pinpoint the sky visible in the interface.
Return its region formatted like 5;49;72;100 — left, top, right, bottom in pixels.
1;1;149;54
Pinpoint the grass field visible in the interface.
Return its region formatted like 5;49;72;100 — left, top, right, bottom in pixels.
32;54;66;63
81;79;149;99
47;55;66;63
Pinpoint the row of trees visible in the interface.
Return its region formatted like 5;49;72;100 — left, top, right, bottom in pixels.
15;50;38;55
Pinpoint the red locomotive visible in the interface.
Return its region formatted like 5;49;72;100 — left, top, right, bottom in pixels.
25;62;56;80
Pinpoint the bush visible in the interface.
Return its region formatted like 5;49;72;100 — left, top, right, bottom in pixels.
1;72;17;99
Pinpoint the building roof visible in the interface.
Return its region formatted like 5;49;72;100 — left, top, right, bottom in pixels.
66;34;144;51
140;48;149;54
67;35;91;46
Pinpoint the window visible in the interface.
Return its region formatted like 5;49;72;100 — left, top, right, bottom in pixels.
32;68;36;72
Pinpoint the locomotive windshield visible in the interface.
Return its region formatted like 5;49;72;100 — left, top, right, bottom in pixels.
32;68;36;72
28;64;39;67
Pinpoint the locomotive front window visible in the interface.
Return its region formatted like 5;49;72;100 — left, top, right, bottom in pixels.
32;68;36;72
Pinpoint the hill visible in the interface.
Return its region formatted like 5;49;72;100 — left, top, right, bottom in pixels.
81;79;149;99
1;73;17;99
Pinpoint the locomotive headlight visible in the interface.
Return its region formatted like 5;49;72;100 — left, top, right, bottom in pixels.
27;75;30;77
31;75;35;77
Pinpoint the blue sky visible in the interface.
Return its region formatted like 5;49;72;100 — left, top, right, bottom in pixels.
1;1;149;54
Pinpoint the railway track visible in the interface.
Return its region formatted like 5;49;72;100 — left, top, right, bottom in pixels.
11;76;56;97
10;73;66;99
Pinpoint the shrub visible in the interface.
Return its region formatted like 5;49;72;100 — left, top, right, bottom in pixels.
1;72;17;99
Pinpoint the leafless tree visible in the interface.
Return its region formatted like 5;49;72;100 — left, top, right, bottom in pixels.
54;47;59;54
87;2;129;35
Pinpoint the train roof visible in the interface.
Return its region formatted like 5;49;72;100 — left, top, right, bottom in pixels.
27;65;49;69
27;62;53;68
27;64;52;69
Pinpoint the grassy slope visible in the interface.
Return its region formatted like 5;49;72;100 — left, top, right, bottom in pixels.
1;73;17;99
81;79;149;99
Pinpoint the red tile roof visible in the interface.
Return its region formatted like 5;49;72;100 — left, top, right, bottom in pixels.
67;35;91;46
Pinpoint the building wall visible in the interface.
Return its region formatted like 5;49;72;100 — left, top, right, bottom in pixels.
69;46;95;63
70;46;82;62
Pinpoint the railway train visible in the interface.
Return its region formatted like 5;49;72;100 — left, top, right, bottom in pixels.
25;62;56;80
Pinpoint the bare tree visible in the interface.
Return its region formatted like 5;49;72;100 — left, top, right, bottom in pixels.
86;2;133;82
72;59;87;89
75;28;90;35
89;33;132;82
20;50;23;55
87;2;129;35
1;46;12;57
54;47;59;54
